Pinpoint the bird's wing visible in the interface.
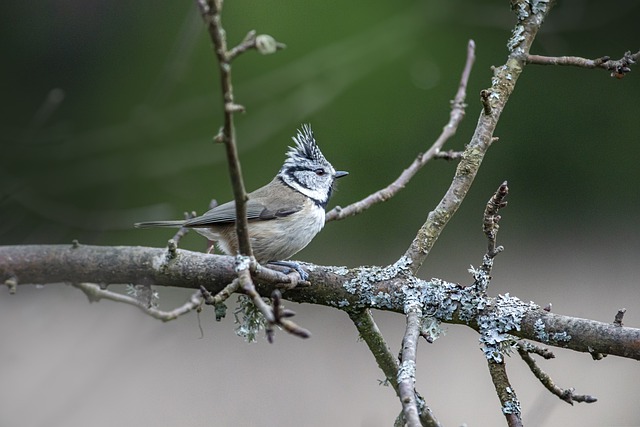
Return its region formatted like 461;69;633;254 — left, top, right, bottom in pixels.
182;197;302;227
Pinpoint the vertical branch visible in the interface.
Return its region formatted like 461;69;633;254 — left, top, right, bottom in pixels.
196;0;252;257
348;309;401;395
398;310;422;427
349;309;441;427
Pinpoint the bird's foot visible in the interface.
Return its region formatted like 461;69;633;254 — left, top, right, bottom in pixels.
268;261;309;282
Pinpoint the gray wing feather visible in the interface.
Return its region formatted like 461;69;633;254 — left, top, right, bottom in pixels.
182;198;301;228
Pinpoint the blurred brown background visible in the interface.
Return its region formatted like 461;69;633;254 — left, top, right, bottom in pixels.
1;0;639;426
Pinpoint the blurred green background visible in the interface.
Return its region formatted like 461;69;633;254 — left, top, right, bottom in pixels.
1;1;639;426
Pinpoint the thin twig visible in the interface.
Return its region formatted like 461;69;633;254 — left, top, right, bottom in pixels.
517;340;555;360
517;345;597;405
170;211;198;245
201;280;240;306
195;0;252;257
433;149;463;161
487;360;523;427
482;181;509;273
526;50;639;79
72;282;203;322
235;256;310;341
325;39;476;223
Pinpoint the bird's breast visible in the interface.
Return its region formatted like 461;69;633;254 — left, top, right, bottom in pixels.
249;200;325;262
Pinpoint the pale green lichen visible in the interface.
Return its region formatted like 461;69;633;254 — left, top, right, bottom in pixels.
535;318;572;345
479;293;539;363
531;0;551;16
421;316;446;343
233;295;267;343
507;25;526;52
534;318;548;342
397;359;416;385
502;386;522;415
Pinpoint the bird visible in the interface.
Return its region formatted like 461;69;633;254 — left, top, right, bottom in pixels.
135;124;348;279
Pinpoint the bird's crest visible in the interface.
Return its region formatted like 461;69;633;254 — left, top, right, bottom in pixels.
286;124;328;166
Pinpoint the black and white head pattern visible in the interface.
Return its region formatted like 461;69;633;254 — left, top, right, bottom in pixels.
278;124;339;207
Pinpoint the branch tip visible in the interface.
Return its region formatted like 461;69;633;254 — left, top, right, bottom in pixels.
4;276;18;294
613;308;626;327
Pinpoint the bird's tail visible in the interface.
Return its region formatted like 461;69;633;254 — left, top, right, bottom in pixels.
134;220;185;229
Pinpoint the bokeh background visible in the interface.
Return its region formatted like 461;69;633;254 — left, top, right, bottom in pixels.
1;0;639;426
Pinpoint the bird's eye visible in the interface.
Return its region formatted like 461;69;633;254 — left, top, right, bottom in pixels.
315;169;325;176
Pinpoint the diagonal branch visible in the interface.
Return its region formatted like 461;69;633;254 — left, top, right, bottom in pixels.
517;343;597;405
403;1;555;275
325;39;476;223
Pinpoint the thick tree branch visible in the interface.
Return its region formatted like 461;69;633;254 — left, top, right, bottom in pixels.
2;244;640;362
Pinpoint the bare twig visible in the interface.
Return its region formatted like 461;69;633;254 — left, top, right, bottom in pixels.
201;280;240;306
170;210;198;245
235;256;310;342
403;1;554;275
487;360;523;427
526;50;640;79
517;345;597;405
72;282;203;322
227;30;286;60
433;149;463;161
517;340;555;360
325;39;476;223
482;181;509;272
195;0;252;257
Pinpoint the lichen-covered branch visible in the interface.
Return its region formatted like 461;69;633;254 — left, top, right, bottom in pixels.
2;243;640;361
398;309;422;427
487;360;523;427
348;309;441;427
403;0;554;274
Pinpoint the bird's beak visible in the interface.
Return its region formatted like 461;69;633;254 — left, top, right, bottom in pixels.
335;171;349;179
